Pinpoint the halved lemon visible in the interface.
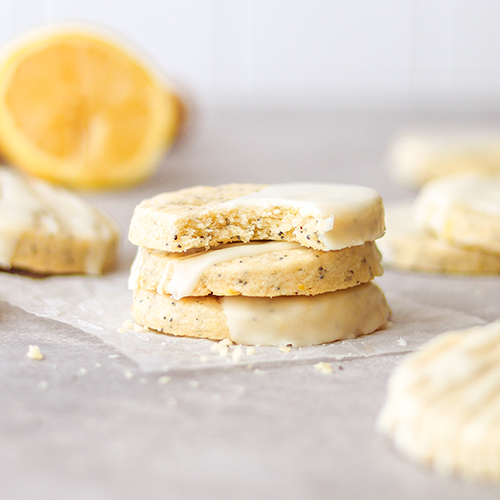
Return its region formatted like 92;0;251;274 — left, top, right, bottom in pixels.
0;24;184;189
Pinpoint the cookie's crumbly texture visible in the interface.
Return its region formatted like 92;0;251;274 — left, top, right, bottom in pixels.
0;167;118;275
415;174;500;255
129;184;264;251
134;241;383;297
378;321;500;483
128;183;385;252
379;203;500;274
388;130;500;188
132;282;390;345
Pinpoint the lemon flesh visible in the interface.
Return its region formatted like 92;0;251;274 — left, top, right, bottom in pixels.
0;28;182;189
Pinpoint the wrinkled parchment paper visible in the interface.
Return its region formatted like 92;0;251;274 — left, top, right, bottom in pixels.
0;271;485;372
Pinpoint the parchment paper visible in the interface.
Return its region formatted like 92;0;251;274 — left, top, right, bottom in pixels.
0;270;485;372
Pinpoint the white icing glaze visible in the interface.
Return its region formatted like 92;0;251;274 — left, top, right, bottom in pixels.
0;167;115;273
220;183;384;250
162;241;300;299
415;175;500;234
128;246;145;291
0;169;46;266
222;281;390;347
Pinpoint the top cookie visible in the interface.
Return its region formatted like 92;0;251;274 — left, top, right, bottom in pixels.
128;183;385;252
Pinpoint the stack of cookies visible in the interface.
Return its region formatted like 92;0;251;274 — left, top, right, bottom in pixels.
128;183;391;347
378;174;500;275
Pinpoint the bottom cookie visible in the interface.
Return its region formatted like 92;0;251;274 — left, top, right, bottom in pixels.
378;203;500;274
378;321;500;483
132;281;391;347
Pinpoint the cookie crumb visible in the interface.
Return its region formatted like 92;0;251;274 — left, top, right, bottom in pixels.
246;347;256;356
133;322;149;332
158;375;171;385
38;380;49;390
77;367;88;377
279;345;291;353
232;345;243;363
314;361;333;374
397;337;408;347
210;338;232;357
117;319;134;332
27;345;44;360
124;370;134;380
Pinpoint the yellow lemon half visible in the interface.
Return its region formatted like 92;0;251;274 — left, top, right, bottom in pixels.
0;25;184;189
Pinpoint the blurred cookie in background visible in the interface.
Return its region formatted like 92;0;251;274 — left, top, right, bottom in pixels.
387;129;500;189
378;321;500;484
0;166;118;275
378;174;500;275
378;201;500;275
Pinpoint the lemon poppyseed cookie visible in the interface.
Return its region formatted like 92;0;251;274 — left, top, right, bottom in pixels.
128;182;389;346
132;281;390;347
414;174;500;255
378;202;500;274
388;130;500;188
129;183;385;252
378;321;500;483
129;240;383;298
0;167;118;274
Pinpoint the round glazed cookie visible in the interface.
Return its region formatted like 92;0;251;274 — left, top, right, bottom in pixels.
0;167;118;275
378;203;500;274
129;240;383;298
128;183;385;253
415;174;500;255
388;130;500;188
378;321;500;483
132;281;391;346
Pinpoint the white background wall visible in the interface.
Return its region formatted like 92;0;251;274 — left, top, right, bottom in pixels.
1;0;500;110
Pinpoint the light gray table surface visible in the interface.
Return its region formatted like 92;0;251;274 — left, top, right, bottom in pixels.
1;108;500;500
